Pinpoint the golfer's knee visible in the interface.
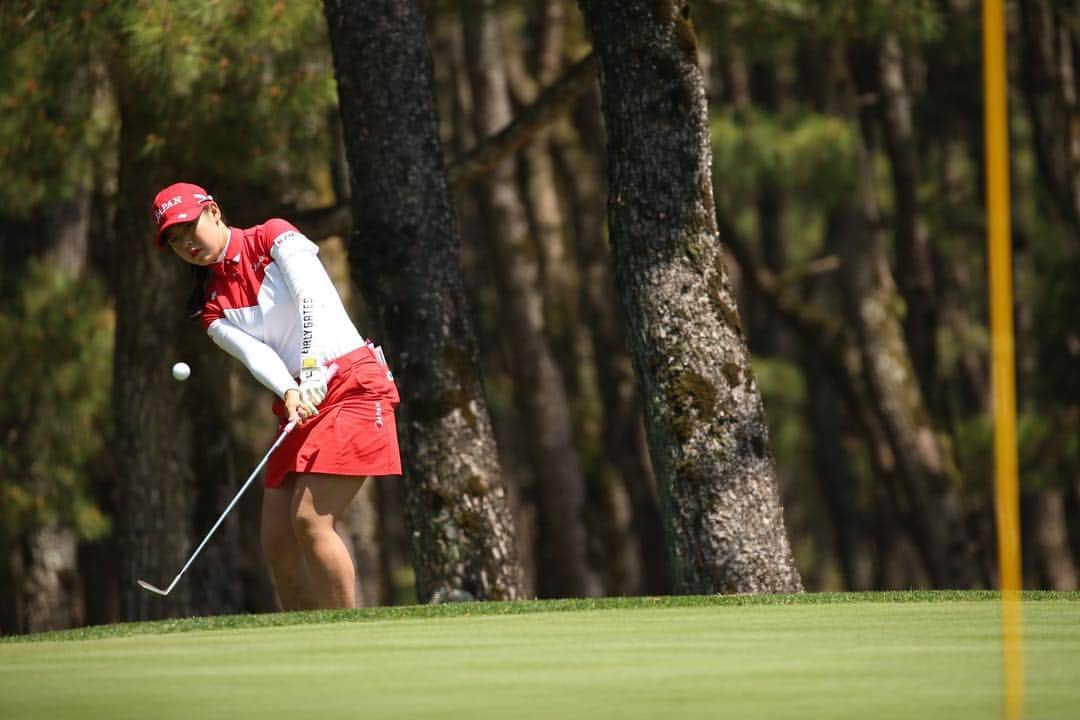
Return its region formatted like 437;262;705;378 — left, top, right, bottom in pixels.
291;508;331;548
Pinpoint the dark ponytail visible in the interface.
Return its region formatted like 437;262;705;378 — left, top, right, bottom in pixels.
186;264;210;320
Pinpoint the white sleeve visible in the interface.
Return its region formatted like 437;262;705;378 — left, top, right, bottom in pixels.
269;230;338;370
207;318;297;399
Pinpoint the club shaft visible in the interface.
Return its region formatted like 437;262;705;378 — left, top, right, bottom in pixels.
155;420;297;595
141;362;339;596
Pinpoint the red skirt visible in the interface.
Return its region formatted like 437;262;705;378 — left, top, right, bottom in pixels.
265;345;402;489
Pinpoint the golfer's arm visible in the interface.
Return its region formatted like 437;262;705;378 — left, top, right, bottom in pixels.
207;318;296;399
270;232;335;368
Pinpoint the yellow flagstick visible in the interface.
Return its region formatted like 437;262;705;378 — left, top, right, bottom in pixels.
982;1;1024;718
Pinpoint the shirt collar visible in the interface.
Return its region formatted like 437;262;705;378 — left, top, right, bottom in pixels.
210;228;241;277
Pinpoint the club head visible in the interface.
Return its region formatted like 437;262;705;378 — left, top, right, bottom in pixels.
137;579;170;596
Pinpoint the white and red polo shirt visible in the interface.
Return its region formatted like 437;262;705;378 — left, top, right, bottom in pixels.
203;219;364;398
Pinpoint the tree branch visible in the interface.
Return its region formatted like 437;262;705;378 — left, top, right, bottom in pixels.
448;52;598;189
717;209;844;352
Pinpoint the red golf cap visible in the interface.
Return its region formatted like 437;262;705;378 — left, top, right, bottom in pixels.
151;182;214;246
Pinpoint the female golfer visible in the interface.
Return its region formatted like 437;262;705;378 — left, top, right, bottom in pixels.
151;182;400;610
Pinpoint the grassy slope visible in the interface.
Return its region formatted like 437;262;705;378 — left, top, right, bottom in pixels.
1;592;1078;720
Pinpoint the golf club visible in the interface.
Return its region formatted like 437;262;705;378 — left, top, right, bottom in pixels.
138;364;338;597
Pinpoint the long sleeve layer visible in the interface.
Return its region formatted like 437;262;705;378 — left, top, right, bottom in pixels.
269;227;363;372
207;317;297;399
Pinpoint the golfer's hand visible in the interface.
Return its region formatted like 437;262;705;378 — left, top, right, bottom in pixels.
283;388;316;425
298;362;327;414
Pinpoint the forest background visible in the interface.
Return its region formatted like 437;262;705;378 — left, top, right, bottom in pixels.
1;0;1077;635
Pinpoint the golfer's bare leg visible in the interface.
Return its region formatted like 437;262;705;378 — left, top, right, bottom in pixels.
291;473;365;609
261;477;317;611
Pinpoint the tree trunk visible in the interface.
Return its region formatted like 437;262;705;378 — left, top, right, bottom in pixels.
41;195;92;279
463;2;596;598
748;179;786;356
1024;487;1079;590
501;1;583;403
505;6;646;596
719;203;938;589
802;351;875;590
433;10;541;600
871;35;942;412
181;325;242;615
19;524;80;633
1018;0;1080;240
106;49;246;620
576;0;802;594
746;60;786;356
2;193;94;632
552;95;670;595
374;475;413;604
1071;478;1080;573
323;0;524;601
107;68;196;619
837;104;978;588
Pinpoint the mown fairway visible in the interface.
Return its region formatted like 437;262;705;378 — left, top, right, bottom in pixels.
1;593;1078;719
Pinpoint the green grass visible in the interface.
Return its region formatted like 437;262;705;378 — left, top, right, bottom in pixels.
1;592;1078;719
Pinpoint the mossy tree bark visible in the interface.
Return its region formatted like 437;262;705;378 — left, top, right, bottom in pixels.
720;203;932;589
576;0;802;594
324;0;525;601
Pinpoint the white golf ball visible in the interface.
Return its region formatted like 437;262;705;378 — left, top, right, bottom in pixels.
172;362;191;382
